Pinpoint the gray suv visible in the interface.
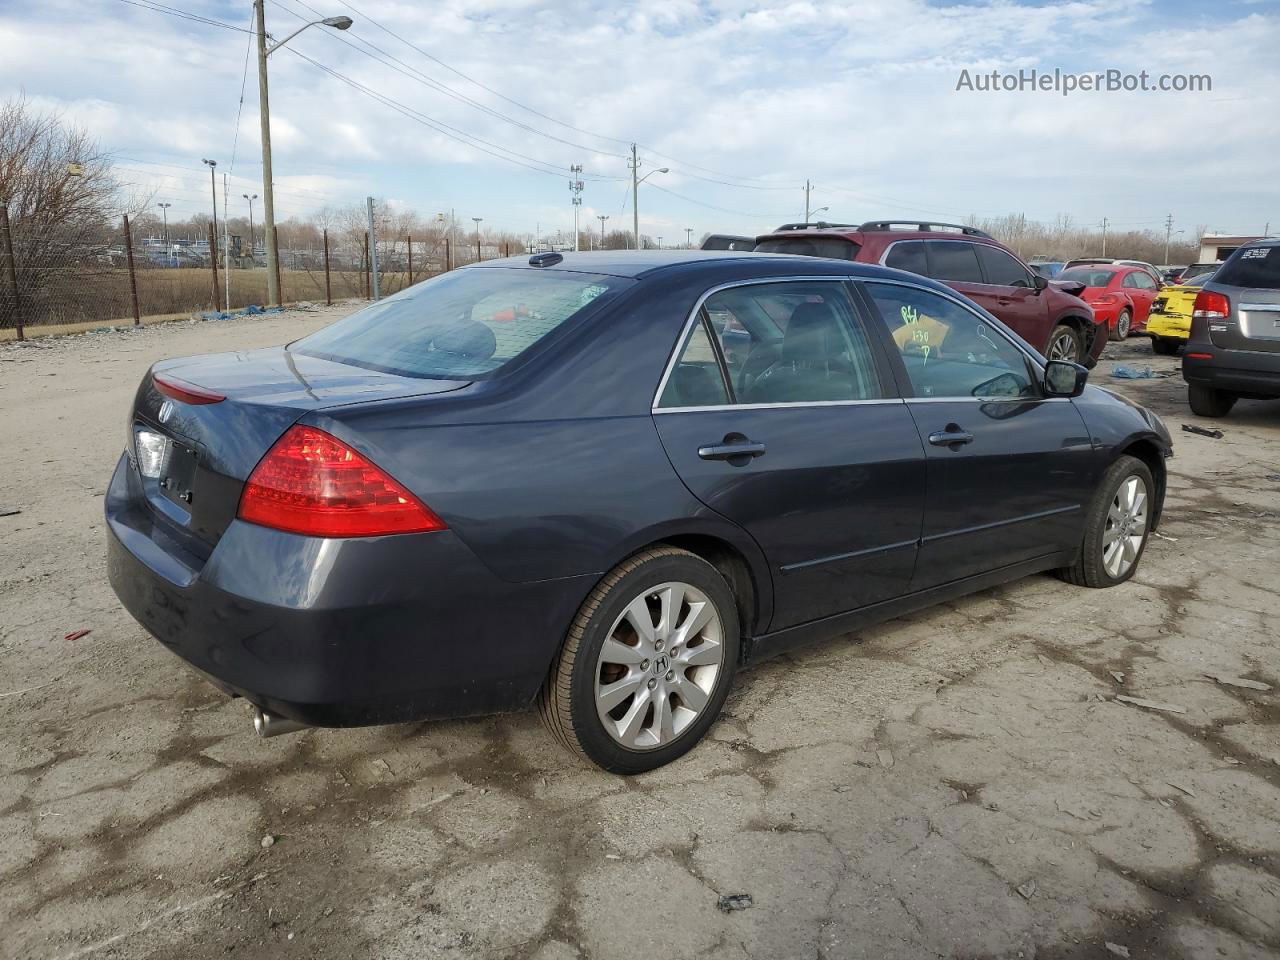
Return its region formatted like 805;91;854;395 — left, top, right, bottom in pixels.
1182;239;1280;417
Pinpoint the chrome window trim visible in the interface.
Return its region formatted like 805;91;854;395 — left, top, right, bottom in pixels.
650;276;875;413
657;398;905;415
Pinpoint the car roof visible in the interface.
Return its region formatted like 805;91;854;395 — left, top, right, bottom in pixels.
465;249;962;291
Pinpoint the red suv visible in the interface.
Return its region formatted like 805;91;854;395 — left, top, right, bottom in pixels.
754;221;1105;365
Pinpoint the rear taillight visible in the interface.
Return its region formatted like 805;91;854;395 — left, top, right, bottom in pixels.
1092;294;1117;305
154;372;225;405
238;425;446;538
1192;291;1230;321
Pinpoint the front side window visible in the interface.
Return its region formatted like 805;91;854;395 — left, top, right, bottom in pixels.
294;268;628;379
976;245;1033;287
864;283;1037;400
925;241;984;283
657;282;883;407
1131;272;1158;290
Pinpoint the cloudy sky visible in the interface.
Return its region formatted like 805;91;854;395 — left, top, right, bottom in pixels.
1;0;1276;243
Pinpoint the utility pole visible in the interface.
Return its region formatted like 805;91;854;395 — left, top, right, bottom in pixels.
630;144;640;250
366;196;380;300
472;217;483;261
685;227;693;248
1163;213;1174;265
804;179;812;223
244;194;258;256
254;0;279;307
657;237;663;250
201;158;218;249
157;203;171;251
598;214;609;248
569;164;583;252
1100;216;1109;257
222;172;230;310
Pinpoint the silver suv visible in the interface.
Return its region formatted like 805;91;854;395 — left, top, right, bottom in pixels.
1182;238;1280;417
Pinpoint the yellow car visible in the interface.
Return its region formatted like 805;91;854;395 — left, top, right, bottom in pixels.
1147;271;1215;355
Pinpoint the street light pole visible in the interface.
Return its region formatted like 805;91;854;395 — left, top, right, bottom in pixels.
685;228;693;248
255;1;353;307
243;194;258;256
472;217;483;261
598;214;609;248
157;203;171;251
201;158;218;246
628;144;668;250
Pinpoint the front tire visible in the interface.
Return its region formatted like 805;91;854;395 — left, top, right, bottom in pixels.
1110;309;1131;342
1152;337;1180;356
1188;383;1236;417
1047;324;1083;363
1059;455;1154;588
538;547;740;774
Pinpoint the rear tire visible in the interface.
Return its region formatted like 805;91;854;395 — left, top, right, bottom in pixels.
1058;455;1154;588
1110;309;1131;342
1188;383;1236;418
1152;337;1179;356
1046;324;1083;363
538;547;740;774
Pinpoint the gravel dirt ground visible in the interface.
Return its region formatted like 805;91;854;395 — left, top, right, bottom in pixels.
1;309;1278;960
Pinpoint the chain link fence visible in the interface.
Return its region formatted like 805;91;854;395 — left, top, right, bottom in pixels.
0;205;530;340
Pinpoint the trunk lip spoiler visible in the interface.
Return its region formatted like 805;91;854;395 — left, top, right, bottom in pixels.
153;371;226;405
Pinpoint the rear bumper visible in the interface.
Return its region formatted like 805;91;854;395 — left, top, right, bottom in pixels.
1181;350;1280;398
105;455;594;727
1146;312;1190;340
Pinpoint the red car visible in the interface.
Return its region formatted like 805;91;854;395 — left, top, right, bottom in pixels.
1055;264;1161;341
754;221;1104;364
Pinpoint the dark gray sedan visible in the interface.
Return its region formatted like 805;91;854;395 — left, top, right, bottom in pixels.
107;251;1172;773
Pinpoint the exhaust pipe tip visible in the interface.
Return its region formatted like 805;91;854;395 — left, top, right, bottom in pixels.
252;707;309;738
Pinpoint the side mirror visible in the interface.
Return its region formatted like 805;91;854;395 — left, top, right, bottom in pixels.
1032;274;1049;292
1044;359;1088;398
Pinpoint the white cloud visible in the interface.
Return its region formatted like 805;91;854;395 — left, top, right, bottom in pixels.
0;0;1275;238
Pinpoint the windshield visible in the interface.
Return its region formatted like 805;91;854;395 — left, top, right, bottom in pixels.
293;268;629;379
1058;267;1116;287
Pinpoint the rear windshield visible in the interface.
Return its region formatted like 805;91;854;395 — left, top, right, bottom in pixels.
1058;267;1116;287
1214;246;1280;289
753;237;861;260
294;268;628;379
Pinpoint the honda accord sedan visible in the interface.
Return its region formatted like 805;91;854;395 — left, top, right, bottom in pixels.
107;251;1172;773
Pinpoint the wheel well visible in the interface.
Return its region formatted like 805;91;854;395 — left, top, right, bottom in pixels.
658;534;760;642
1120;439;1167;529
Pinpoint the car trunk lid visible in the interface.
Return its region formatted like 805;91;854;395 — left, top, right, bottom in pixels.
130;347;469;550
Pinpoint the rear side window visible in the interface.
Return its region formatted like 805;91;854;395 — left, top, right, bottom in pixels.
294;269;628;379
657;281;883;407
753;237;861;260
925;241;983;283
884;241;927;275
975;246;1033;287
1215;246;1280;289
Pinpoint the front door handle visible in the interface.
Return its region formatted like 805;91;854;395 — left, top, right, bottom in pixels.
928;426;974;447
698;438;767;461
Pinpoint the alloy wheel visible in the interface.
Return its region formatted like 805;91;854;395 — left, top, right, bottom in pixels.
594;581;724;750
1102;475;1148;578
1117;311;1130;339
1048;332;1079;362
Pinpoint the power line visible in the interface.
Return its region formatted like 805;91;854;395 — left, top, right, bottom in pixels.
281;47;627;182
228;9;258;174
646;183;789;221
327;0;798;189
113;0;252;33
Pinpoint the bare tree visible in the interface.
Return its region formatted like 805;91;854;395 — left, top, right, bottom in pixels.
0;96;139;327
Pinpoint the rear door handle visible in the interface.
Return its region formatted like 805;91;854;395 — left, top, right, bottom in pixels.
698;440;767;461
928;428;974;447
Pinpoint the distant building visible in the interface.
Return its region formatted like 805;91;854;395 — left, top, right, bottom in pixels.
1199;234;1268;263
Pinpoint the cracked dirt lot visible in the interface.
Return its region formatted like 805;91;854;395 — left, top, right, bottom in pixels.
1;309;1278;960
